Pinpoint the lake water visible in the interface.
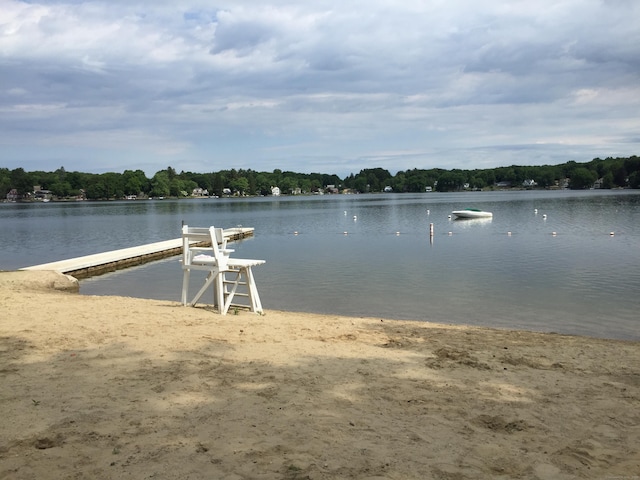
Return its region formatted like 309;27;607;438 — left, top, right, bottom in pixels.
2;190;639;341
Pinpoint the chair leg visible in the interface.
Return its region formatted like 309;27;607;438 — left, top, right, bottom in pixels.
181;269;190;306
215;270;225;314
244;266;263;313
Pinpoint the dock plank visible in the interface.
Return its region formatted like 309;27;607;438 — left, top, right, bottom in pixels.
21;227;254;279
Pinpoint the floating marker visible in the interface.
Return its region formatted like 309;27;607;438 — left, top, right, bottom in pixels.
429;223;434;237
552;231;557;236
353;215;357;220
448;215;452;219
294;231;299;235
543;214;547;219
610;231;615;236
507;231;512;236
448;231;453;236
396;231;400;235
343;231;348;235
534;209;538;214
427;209;430;215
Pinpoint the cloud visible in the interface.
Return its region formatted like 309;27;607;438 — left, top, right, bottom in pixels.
0;0;639;177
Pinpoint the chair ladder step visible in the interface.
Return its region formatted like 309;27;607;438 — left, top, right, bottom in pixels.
224;292;249;298
223;278;248;284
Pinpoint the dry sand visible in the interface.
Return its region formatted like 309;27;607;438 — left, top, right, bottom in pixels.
1;270;638;479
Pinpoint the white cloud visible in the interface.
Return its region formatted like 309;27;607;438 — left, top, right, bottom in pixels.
0;0;638;176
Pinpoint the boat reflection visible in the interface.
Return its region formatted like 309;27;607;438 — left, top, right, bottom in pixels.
452;217;493;227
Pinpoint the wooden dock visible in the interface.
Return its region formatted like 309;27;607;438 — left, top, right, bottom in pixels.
21;227;254;279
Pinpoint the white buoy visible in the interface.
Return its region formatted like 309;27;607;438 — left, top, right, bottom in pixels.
507;231;512;236
534;209;538;214
610;231;615;236
543;214;547;219
552;231;557;236
294;231;299;235
396;231;400;236
448;231;453;236
353;215;357;220
344;211;347;215
448;215;452;219
427;209;430;215
343;231;348;235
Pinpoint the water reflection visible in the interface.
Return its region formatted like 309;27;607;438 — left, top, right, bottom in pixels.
451;217;493;228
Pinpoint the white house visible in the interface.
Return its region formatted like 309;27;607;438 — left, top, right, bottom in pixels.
271;186;281;196
192;187;209;197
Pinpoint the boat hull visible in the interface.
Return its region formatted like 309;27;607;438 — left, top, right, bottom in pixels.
452;209;493;219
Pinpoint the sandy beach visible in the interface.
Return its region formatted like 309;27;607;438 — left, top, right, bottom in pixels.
1;270;638;479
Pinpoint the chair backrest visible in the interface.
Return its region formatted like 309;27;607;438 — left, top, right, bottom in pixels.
181;225;229;269
209;227;229;269
213;227;227;249
182;225;210;266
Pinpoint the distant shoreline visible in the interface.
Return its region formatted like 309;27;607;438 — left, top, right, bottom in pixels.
2;185;634;203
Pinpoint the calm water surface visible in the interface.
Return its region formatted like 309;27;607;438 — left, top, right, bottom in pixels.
2;190;639;340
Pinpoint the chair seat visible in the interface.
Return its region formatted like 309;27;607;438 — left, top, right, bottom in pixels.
228;258;266;268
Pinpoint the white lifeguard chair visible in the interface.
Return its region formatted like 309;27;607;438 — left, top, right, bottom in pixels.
181;225;265;314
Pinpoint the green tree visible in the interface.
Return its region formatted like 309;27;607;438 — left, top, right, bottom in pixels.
469;176;486;190
298;179;312;193
123;170;148;196
10;168;34;195
66;171;89;192
85;181;107;199
569;168;596;189
279;177;297;194
102;172;124;198
0;168;11;197
601;172;615;189
353;176;368;193
169;178;186;197
49;181;74;197
392;172;407;192
536;167;558;188
611;161;627;187
230;177;249;195
212;173;225;197
150;172;170;197
436;172;464;191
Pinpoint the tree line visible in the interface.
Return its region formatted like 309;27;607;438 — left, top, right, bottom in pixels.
1;155;638;201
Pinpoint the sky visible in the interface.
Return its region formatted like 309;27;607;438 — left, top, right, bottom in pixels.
1;0;639;178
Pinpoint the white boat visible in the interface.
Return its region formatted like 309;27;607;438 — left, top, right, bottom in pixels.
451;208;493;219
